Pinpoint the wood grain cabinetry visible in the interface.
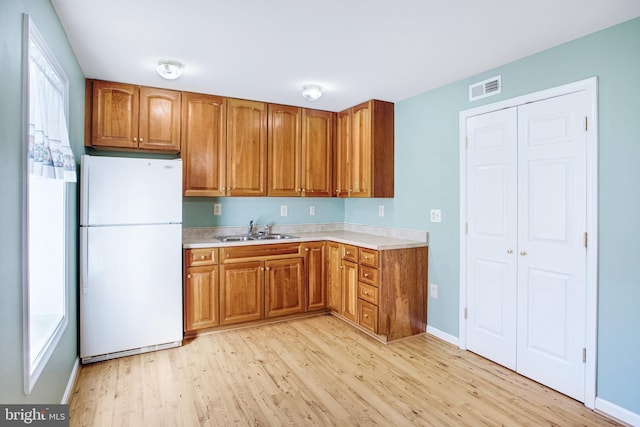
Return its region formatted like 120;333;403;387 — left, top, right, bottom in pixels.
220;243;305;325
304;242;326;311
88;80;181;152
326;242;428;341
184;248;219;332
227;98;267;196
182;92;227;196
336;100;394;198
268;104;334;197
265;258;305;318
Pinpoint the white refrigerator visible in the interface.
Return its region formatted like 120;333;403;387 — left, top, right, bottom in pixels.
80;155;183;364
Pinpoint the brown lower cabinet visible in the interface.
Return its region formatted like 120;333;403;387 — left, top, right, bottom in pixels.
184;241;427;342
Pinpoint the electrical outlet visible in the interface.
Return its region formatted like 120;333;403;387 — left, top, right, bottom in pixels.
378;205;385;217
430;283;439;299
280;205;288;216
213;203;222;216
309;206;316;216
430;209;442;223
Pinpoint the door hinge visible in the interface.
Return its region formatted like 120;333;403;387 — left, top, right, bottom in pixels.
464;308;468;319
584;116;588;132
584;232;588;248
582;348;587;363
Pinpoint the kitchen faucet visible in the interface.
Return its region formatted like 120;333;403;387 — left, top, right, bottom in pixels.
248;220;254;235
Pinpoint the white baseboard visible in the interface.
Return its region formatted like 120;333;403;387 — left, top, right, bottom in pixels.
595;397;640;426
61;357;80;404
426;325;459;346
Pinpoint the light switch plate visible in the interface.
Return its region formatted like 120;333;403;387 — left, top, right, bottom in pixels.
309;206;316;216
430;209;442;223
280;205;288;216
430;283;439;299
378;205;385;217
213;203;222;216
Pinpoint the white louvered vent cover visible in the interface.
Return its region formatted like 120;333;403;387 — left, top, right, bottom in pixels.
469;75;502;101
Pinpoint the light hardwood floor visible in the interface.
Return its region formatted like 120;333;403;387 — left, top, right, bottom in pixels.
69;315;622;426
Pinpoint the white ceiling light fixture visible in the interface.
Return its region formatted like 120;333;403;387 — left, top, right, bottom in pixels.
157;59;183;80
302;84;322;101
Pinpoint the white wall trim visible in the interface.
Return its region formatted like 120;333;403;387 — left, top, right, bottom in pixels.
459;77;599;409
61;357;80;404
595;398;640;427
426;325;459;347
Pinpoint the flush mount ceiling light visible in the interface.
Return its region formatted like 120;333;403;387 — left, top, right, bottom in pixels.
302;84;322;101
157;59;183;80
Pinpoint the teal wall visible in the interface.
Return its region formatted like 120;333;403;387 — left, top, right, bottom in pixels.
183;197;345;227
0;0;84;403
346;17;640;414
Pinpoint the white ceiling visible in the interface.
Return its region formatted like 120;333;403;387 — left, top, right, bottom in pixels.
52;0;640;112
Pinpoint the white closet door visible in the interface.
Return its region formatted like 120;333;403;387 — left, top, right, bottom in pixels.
516;92;587;401
465;107;518;369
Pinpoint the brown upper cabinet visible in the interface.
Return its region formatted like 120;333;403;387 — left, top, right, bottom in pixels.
267;105;334;197
226;98;267;196
88;80;181;152
182;92;227;197
336;100;394;198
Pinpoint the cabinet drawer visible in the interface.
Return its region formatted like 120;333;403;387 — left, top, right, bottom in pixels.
359;265;378;286
359;248;378;268
358;282;378;305
185;248;217;266
342;244;358;262
221;243;302;263
358;300;379;334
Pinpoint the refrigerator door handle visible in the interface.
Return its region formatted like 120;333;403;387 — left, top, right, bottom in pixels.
80;227;89;295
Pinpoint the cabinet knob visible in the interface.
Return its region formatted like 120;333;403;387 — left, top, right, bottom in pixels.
336;189;340;193
298;188;302;192
201;255;205;260
266;267;270;271
520;251;527;256
364;273;369;278
364;313;369;318
507;249;513;254
346;251;351;255
261;267;265;271
305;248;309;252
133;137;138;142
302;189;306;193
187;274;191;279
139;137;144;142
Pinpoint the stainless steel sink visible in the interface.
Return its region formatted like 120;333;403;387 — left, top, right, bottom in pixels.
256;234;296;240
219;235;257;242
218;234;297;242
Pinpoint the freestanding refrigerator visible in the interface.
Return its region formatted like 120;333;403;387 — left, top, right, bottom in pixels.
80;155;183;364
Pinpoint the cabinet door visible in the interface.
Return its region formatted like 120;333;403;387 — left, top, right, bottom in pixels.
184;265;219;331
265;258;304;318
227;99;267;196
350;101;372;197
138;87;181;152
335;110;351;197
341;260;358;322
268;104;301;196
182;92;227;196
92;81;139;149
220;261;264;325
301;109;334;197
304;242;326;311
325;241;342;312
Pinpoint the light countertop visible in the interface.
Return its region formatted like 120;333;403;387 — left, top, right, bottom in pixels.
183;225;428;251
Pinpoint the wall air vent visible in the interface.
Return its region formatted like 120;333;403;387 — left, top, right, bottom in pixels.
469;75;502;101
